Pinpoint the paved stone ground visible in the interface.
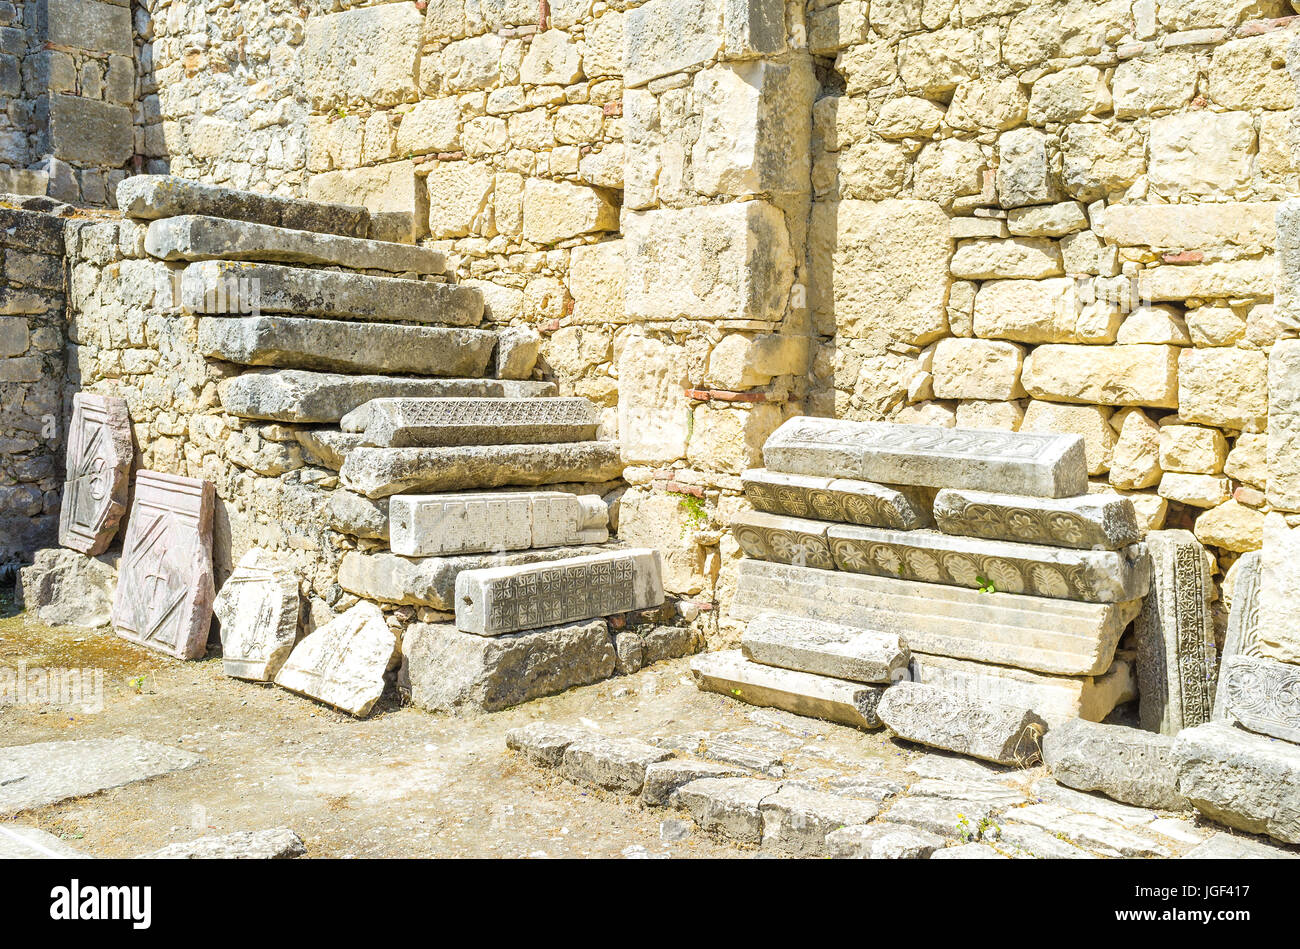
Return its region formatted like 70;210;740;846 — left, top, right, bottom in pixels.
1;588;1295;859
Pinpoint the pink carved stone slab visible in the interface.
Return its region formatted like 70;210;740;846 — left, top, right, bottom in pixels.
111;470;216;660
58;392;133;555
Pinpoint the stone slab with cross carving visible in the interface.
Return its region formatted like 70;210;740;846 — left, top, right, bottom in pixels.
58;392;133;556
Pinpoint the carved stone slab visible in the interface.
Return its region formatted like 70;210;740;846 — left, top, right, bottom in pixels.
828;522;1150;603
731;510;836;570
741;468;931;530
340;397;600;448
212;548;301;681
933;488;1142;551
389;491;608;556
763;416;1089;498
690;650;884;730
454;548;664;635
274;601;398;717
58;392;133;555
877;682;1047;766
731;559;1138;676
1135;530;1217;736
111;471;215;660
1218;655;1300;745
741;611;909;684
1214;550;1263;720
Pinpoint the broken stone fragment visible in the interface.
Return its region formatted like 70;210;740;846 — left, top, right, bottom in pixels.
212;548;301;682
933;488;1142;551
1041;718;1186;811
741;467;932;530
741;611;908;684
274;601;398;717
876;682;1047;766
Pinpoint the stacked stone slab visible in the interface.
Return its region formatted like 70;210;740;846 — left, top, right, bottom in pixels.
698;418;1156;760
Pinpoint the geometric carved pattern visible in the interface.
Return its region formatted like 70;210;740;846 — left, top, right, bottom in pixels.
111;470;216;660
58;392;133;555
485;554;636;633
1220;654;1300;745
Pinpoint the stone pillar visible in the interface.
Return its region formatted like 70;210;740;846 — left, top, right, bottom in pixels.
615;0;815;632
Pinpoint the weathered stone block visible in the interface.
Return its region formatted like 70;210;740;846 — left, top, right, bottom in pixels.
760;786;881;856
16;547;116;629
404;619;615;712
1148;112;1254;200
340;397;599;448
675;777;777;845
1103;202;1277;252
521;180;618;244
1042;718;1185;811
933;488;1141;551
742;468;931;530
617;335;690;464
274;602;397;717
763;416;1088;498
505;722;592;768
389;491;607;557
1268;341;1300;511
42;94;132;166
731;559;1138;676
58;392;131;556
996;127;1059;207
690;650;885;730
303;4;424;110
931;337;1026;400
624;0;724;87
1021;344;1180;408
338;442;625;498
212;549;300;682
1178;348;1268;432
641;759;747;807
877;682;1047;766
742;611;908;684
560;736;674;794
1218;655;1300;745
306;161;425;243
42;0;132;54
825;822;947;859
198;317;497;377
951;238;1063;281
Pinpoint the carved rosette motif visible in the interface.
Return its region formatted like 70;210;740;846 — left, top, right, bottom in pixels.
1221;656;1300;744
732;523;836;571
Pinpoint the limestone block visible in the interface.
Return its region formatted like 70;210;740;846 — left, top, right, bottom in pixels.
875;96;946;139
506;722;593;768
730;559;1138;676
825;521;1151;603
327;491;388;540
996;127;1059;208
303;4;424;110
340;397;599;448
1112;51;1197;118
913;139;988;207
763;415;1089;498
118;175;368;238
1159;424;1227;475
569;240;626;324
1060;122;1145;202
199;317;497;377
274;602;398;717
339;441;625;498
897;28;979;96
111;471;215;661
520;29;582;84
454;548;664;635
1139;259;1274;302
41;0;132;54
522;180;618;244
1028;66;1111;124
675;777;777;845
877;682;1046;766
1182;834;1299;859
1135;530;1217;736
1006;201;1088;238
617;335;690;464
212;549;300;682
624;0;725;88
1226;433;1266;490
1193;500;1264;553
1177;348;1268;432
1021;401;1115;475
1158;472;1230;509
1115;305;1191;346
931;338;1026;401
1021;344;1179;408
58;392;131;556
615;489;708;595
1148;112;1255;200
742;611;908;684
1108;408;1162;489
825;823;947;859
1187;306;1246;348
425;161;494;240
42;95;132;167
395;98;461;156
1042;719;1185;811
741;468;931;530
705;333;808;390
16;547;117;629
337;544;613;609
1172;722;1300;845
306;161;426;243
954;399;1024;431
934;488;1140;551
951;238;1063;280
760;785;883;856
1268;340;1300;510
808;198;950;344
1215;551;1263;715
909;652;1136;726
1258;516;1300;665
1103;202;1277;253
625;202;792;323
690;650;885;730
140;829;306;860
972;278;1086;343
1209;32;1295;111
1218;655;1300;744
947;77;1028;131
389;491;607;557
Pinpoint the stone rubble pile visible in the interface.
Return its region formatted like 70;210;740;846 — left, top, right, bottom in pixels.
693;416;1160;763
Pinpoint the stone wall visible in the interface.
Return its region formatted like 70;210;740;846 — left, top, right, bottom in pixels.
0;204;66;562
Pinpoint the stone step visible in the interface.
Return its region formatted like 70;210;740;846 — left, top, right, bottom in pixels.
741;611;908;684
1217;654;1300;744
933;488;1142;551
338;441;625;498
763;416;1088;498
877;682;1047;766
390;490;608;557
340;397;601;448
1172;722;1300;845
180;260;482;326
219;369;557;423
453;548;664;635
199;317;497;376
732;510;1152;603
741;467;931;530
117;174;369;237
731;559;1138;676
403;620;616;713
337;543;616;610
1041;719;1185;811
146;215;443;274
908;652;1135;726
690;649;885;730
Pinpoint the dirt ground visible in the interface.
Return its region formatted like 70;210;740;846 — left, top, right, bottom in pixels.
0;586;939;859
